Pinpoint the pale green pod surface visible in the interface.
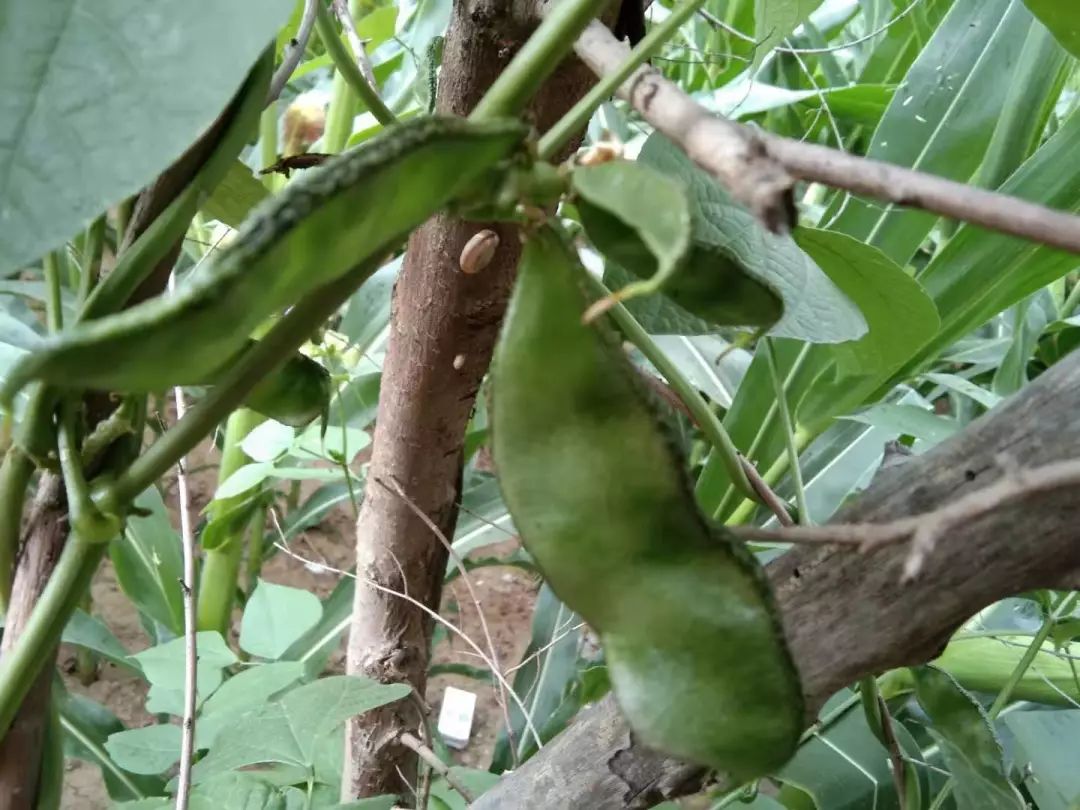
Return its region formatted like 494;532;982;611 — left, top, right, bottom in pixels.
491;227;803;778
0;116;525;407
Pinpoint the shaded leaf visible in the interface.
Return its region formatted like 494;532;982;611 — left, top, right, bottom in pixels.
1003;709;1080;810
1023;0;1080;57
239;580;323;660
105;724;183;776
911;665;1023;809
845;403;958;446
0;0;294;271
201;160;269;228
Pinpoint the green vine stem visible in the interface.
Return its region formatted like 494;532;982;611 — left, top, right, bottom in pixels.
470;0;615;120
585;275;761;505
76;216;106;305
315;0;396;127
764;338;810;524
95;254;385;514
244;499;270;600
196;407;266;635
538;0;706;160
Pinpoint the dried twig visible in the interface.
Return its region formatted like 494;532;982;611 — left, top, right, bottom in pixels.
267;0;320;104
877;694;908;807
377;476;518;762
739;455;794;527
333;0;379;88
399;731;478;803
267;537;545;750
731;457;1080;580
171;285;198;810
569;20;1080;253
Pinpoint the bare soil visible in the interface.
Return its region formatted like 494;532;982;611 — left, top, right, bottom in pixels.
59;437;539;808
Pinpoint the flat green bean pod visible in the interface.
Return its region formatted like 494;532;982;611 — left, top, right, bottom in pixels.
0;116;526;410
492;227;803;779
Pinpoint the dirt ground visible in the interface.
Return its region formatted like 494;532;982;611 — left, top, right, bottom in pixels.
59;437;540;808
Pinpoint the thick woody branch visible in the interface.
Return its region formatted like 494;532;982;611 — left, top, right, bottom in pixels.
476;351;1080;809
569;20;1080;253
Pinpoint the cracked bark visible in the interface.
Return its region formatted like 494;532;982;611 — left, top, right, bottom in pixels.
342;0;597;798
474;351;1080;809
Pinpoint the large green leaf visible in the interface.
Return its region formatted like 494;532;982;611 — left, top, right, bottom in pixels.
0;0;294;272
490;584;583;772
239;580;323;660
201;160;269;228
105;724;183;776
795;228;939;376
110;487;183;635
754;0;827;67
776;690;925;810
189;676;411;784
57;686;167;802
573;161;690;296
639;133;864;343
829;0;1035;265
911;666;1024;809
1003;710;1080;809
132;632;238;696
1023;1;1080;57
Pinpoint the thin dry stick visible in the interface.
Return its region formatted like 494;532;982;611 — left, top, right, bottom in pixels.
268;0;320;103
739;454;795;527
505;619;586;676
399;731;478;803
171;283;198;810
877;694;908;807
333;0;380;88
730;457;1080;580
268;538;546;750
377;476;518;763
570;20;1080;253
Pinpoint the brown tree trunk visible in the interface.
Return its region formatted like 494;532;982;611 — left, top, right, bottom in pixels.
343;0;597;797
0;475;66;810
474;350;1080;809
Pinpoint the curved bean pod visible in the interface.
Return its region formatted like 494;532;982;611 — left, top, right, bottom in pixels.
0;116;526;409
491;227;803;779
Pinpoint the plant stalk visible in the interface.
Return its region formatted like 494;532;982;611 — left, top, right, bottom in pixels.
315;0;396;127
196;407;266;635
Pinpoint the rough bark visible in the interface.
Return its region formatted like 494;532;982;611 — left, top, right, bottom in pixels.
0;475;66;810
343;0;596;798
475;351;1080;809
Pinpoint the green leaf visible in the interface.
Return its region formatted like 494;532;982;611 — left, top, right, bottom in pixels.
105;724;183;776
911;665;1024;809
57;688;166;802
796;228;939;376
295;422;371;463
1003;710;1080;809
430;767;501;809
110;486;183;635
132;631;237;694
62;609;137;673
0;0;295;272
190;676;411;783
214;461;275;500
281;574;354;677
339;258;400;353
639;133;865;343
186;772;293;810
600;260;714;336
829;0;1037;264
1023;0;1080;57
201;160;270;228
491;584;583;771
572;160;691;305
754;0;826;67
239;421;296;463
240;580;324;660
776;690;926;810
922;373;1002;410
198;662;305;747
845;403;958;446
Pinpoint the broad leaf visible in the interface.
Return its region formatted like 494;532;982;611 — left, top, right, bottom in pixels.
754;0;827;67
1023;0;1080;57
911;665;1023;809
198;662;305;747
190;676;411;783
239;580;323;660
639;133;864;343
201;160;269;228
0;0;294;272
845;403;958;446
105;724;183;776
1003;710;1080;809
796;228;939;376
132;632;237;695
110;487;183;635
573;160;691;304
